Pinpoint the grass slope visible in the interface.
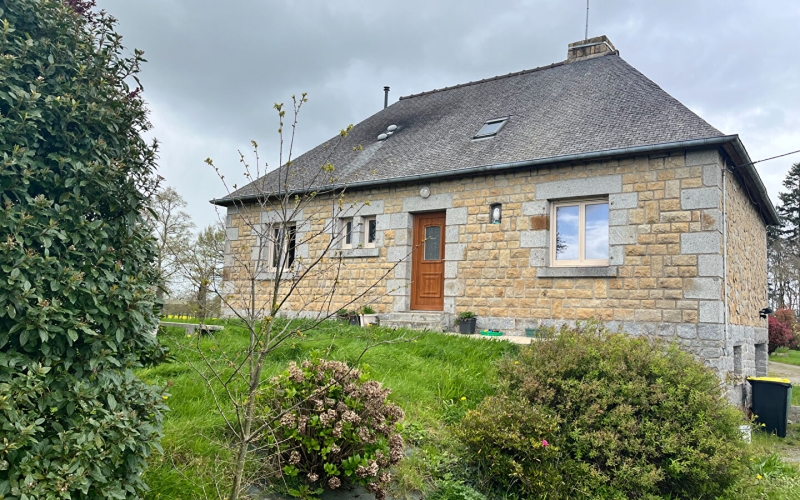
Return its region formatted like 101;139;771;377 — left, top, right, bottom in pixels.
138;320;800;499
137;320;516;498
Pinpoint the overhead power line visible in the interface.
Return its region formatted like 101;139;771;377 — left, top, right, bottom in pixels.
742;148;800;168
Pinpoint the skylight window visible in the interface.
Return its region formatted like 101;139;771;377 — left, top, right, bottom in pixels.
474;118;508;139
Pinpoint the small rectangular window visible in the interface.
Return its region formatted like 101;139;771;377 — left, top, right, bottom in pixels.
424;225;442;261
551;199;609;267
474;117;508;139
365;217;377;248
342;219;353;249
268;224;296;272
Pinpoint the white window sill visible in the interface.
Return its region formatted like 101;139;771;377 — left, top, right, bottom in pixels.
537;266;617;278
333;248;381;258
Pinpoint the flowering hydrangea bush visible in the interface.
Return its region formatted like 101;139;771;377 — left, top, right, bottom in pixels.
255;358;405;499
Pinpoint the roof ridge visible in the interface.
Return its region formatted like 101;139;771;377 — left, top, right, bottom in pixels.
398;51;618;101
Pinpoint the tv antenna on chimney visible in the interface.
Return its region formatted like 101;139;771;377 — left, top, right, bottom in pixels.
585;0;590;40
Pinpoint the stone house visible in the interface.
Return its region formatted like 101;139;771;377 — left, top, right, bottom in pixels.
214;36;778;403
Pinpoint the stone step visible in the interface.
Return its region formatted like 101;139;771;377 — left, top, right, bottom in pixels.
380;312;453;332
382;312;451;323
380;319;446;332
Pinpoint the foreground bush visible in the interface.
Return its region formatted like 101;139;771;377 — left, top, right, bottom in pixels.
0;0;165;497
460;323;748;499
255;359;405;499
456;396;573;497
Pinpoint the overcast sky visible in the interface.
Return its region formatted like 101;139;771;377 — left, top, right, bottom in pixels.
96;0;800;230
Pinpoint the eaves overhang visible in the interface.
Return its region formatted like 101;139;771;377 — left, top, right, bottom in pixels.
210;135;779;226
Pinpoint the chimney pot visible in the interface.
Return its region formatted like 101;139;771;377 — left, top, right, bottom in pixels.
383;86;390;109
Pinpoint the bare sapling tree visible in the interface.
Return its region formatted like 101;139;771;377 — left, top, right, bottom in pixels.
143;185;196;299
198;94;415;499
181;222;226;321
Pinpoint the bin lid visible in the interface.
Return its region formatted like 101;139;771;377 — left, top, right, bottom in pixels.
747;376;792;386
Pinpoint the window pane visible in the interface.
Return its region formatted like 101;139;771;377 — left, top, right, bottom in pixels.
368;219;377;244
475;119;506;138
555;205;579;261
344;221;352;245
272;227;281;269
287;226;296;267
424;226;441;261
585;203;609;260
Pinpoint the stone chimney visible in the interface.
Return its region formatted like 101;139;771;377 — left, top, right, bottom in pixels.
567;35;617;62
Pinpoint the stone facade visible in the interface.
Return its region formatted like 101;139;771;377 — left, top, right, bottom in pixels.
724;164;770;405
222;145;770;401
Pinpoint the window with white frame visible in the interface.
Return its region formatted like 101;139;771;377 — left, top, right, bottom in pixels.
550;199;609;267
266;224;296;272
364;217;377;248
341;218;353;249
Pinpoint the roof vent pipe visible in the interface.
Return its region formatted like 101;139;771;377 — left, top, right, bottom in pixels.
384;86;390;109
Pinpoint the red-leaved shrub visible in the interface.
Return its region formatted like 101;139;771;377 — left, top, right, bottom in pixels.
769;314;794;353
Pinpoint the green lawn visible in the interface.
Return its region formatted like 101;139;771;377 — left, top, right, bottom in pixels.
771;350;800;368
138;320;517;498
138;320;800;499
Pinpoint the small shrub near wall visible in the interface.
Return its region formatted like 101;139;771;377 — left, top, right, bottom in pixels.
459;323;748;499
255;359;405;500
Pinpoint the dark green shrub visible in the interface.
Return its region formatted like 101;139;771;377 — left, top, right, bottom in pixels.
462;324;747;499
457;395;570;498
255;359;405;499
0;0;165;497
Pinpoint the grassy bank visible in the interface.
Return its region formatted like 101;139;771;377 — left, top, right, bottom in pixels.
138;320;517;498
139;320;800;499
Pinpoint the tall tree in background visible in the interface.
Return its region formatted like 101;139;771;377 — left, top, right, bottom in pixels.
183;222;225;321
770;162;800;311
144;186;195;299
0;0;165;496
778;162;800;242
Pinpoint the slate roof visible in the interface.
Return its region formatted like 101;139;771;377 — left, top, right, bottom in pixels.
216;52;726;203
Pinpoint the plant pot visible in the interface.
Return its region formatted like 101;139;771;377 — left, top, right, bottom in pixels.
349;316;360;326
361;314;378;326
739;424;752;444
525;328;538;338
459;318;477;334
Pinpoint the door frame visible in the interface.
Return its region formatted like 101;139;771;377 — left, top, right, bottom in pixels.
410;211;446;311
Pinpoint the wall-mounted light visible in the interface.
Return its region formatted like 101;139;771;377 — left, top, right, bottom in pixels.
490;203;502;224
759;307;773;319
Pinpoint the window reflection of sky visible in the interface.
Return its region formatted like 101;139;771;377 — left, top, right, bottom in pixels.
585;203;609;260
556;205;579;260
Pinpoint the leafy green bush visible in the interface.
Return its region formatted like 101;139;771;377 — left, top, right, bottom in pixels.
457;395;570;498
0;0;165;497
255;358;405;499
460;323;748;499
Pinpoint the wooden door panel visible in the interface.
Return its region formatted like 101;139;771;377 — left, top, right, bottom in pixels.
411;212;446;311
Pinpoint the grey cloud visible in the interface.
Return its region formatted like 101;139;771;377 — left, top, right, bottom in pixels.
97;0;800;228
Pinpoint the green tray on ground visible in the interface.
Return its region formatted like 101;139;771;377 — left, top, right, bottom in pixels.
480;330;503;337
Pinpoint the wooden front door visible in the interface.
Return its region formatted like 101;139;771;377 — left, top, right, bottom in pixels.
411;212;446;311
